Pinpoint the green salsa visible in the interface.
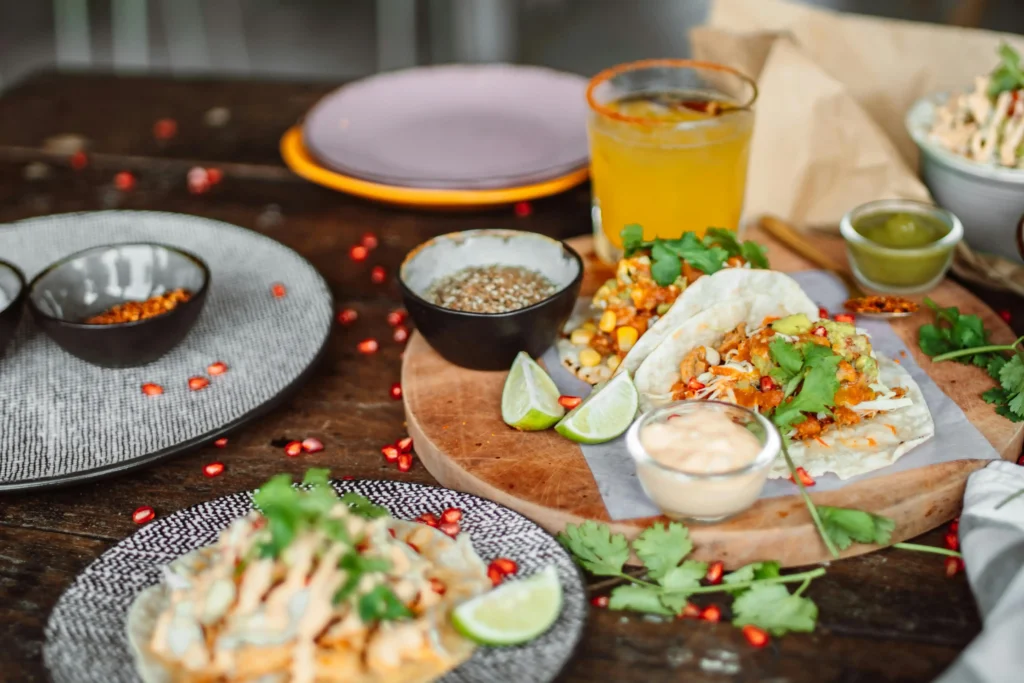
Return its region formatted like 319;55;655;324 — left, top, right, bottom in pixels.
846;210;956;291
853;212;951;248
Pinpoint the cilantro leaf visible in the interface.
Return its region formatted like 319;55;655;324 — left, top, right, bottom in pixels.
918;323;954;357
983;387;1008;404
660;233;728;275
358;584;412;623
621;224;647;257
658;592;694;615
339;492;390;519
988;43;1024;97
660;560;708;593
608;584;674;615
650;240;683;286
557;521;629;576
769;338;803;379
722;561;781;594
818;506;895;551
741;240;770;269
703;227;742;257
999;355;1024;393
633;522;693;580
732;584;818;636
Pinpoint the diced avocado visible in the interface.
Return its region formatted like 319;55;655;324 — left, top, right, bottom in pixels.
771;313;812;336
821;320;856;339
854;355;879;383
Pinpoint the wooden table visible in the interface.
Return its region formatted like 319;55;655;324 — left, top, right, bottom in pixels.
0;72;1018;683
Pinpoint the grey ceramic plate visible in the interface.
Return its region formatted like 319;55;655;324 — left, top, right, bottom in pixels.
44;479;588;683
0;211;333;491
303;64;590;190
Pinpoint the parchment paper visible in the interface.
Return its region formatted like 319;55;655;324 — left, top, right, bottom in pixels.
541;271;1000;521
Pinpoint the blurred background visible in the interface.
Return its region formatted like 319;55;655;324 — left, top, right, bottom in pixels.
1;0;1022;91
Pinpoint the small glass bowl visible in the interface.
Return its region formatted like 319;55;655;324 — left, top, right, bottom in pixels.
625;400;781;523
840;199;963;295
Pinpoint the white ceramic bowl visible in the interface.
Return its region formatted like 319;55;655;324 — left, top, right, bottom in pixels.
906;92;1024;263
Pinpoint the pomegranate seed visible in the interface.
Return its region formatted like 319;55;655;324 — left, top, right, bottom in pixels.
301;437;324;454
818;307;829;319
430;578;447;595
788;467;816;487
945;556;964;578
153;118;178;140
203;461;225;478
1018;453;1024;466
187;166;210;194
114;171;136;191
141;383;164;396
70;150;88;170
416;512;440;527
591;595;609;608
406;541;420;553
558;395;583;409
360;232;379;250
700;605;722;622
491;558;518;575
705;561;724;585
381;445;400;463
357;338;379;354
834;313;855;323
513;201;532;217
440;507;463;524
206;168;223;185
742;625;770;648
213;437;228;448
271;283;287;298
207;361;228;376
132;506;155;524
999;309;1012;324
950;519;959;534
284;441;303;457
687;378;705;391
349;245;368;262
759;376;777;392
389;383;403;400
338;308;358;325
341;475;354;480
393;326;409;344
397;452;413;472
488;565;504;586
679;603;702;619
387;309;407;327
188;376;210;391
945;532;959;551
812;326;828;337
370;266;386;284
439;521;460;537
397;436;414;453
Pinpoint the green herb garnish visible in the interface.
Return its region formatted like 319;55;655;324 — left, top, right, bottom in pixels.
988;43;1024;98
557;520;824;636
620;224;770;286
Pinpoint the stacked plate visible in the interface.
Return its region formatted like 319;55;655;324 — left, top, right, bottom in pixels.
281;64;591;209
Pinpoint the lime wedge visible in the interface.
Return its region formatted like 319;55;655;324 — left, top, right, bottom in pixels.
452;565;562;646
555;371;638;444
501;352;564;431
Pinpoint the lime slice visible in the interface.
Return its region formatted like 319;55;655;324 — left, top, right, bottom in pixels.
452;565;562;646
501;352;564;431
555;371;638;444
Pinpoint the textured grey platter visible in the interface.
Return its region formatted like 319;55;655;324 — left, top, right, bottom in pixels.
44;479;588;683
0;211;334;491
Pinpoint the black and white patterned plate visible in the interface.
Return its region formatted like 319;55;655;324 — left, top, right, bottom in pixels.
44;479;588;683
0;211;333;491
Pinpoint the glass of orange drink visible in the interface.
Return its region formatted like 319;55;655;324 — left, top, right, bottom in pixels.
586;59;758;264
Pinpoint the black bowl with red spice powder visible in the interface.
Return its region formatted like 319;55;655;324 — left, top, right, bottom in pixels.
27;243;209;368
399;229;583;370
0;259;26;357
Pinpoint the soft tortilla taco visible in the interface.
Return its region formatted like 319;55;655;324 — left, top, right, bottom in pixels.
127;473;490;683
633;298;934;480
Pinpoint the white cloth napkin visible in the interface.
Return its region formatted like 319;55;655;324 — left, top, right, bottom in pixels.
936;461;1024;683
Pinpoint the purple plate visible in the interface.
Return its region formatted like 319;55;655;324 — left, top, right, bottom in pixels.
303;64;589;190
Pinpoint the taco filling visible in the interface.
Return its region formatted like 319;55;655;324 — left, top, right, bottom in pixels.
670;313;912;442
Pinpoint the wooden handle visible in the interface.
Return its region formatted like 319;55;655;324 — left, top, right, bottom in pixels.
758;216;863;297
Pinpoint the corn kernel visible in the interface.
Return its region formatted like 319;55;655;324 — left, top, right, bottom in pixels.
581;321;597;333
599;311;617;333
616;326;639;352
570;328;594;345
607;355;621;371
579;348;602;367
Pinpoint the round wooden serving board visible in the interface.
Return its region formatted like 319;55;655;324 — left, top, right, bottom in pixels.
403;226;1023;568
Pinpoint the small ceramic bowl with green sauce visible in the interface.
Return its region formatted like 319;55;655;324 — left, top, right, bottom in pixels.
840;199;963;295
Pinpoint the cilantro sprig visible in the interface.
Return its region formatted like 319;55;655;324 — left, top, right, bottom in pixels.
918;298;1024;422
988;43;1024;98
621;225;769;286
557;520;824;636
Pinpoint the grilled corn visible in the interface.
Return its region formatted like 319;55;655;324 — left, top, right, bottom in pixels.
579;348;602;367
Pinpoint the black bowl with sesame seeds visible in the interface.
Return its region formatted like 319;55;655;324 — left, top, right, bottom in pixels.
399;229;583;370
27;243;210;368
0;259;27;358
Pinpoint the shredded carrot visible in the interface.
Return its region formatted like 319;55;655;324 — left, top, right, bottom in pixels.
815;437;829;447
866;437;878;447
893;358;901;364
885;424;897;435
